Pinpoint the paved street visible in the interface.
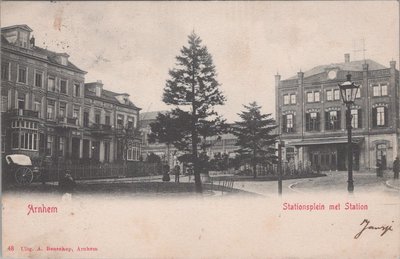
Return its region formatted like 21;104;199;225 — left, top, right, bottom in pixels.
231;170;400;196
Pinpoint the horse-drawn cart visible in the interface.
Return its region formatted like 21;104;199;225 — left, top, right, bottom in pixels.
5;154;41;185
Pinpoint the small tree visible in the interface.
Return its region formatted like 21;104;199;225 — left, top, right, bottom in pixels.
162;32;226;192
232;102;278;178
148;111;191;166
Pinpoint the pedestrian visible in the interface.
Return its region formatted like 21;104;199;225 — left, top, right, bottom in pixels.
162;164;170;182
174;165;180;183
376;160;382;177
393;157;399;179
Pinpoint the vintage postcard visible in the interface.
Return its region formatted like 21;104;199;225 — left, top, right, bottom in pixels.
1;1;399;258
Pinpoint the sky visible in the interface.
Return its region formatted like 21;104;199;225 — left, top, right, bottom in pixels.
2;1;398;122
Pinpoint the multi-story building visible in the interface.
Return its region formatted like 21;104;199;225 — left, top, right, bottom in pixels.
276;54;399;171
1;24;141;165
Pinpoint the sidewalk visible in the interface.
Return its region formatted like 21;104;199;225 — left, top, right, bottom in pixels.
385;179;400;190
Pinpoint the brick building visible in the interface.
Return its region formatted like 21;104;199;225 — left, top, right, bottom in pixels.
1;24;141;165
276;54;399;171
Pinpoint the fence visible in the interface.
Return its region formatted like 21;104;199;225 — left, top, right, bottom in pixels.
41;161;164;182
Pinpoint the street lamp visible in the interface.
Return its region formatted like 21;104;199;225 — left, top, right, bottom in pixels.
338;74;360;193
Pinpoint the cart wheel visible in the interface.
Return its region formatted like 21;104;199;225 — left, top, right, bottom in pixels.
15;167;33;185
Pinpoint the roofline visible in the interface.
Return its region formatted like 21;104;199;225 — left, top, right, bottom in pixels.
1;44;87;74
1;24;33;32
85;94;142;111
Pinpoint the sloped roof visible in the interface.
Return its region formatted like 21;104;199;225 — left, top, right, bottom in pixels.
33;46;86;73
286;59;387;80
1;24;33;32
140;111;168;121
1;25;86;73
85;87;141;110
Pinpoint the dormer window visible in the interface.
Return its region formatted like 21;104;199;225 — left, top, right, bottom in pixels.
95;86;101;97
60;56;68;66
19;31;29;48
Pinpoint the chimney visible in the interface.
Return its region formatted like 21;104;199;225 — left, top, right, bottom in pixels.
344;53;350;63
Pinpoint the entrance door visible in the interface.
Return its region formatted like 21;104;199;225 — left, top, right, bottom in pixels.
71;138;80;159
376;144;387;170
82;139;90;159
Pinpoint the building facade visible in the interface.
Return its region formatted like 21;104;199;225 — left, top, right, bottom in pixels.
276;54;399;171
1;24;141;166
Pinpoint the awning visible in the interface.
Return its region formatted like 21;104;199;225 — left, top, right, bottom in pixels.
289;136;364;147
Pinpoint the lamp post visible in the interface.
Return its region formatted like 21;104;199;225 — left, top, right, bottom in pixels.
338;74;360;193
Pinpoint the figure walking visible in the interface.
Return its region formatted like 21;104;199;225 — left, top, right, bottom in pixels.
174;165;180;183
393;157;399;179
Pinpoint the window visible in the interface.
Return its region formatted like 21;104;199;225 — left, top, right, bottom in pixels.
325;110;341;130
307;91;320;103
18;66;27;83
60;79;67;94
283;95;290;105
105;115;110;125
1;96;8;112
314;92;320;102
377;107;385;126
95;113;101;124
19;31;29;48
351;109;362;129
74;84;80;97
282;114;295;133
373;84;389;97
306;112;320;131
47;100;55;120
83;111;89;127
104;142;110;162
127;145;140;161
59;102;66;118
46;135;53;156
127;116;134;129
60;57;68;66
48;77;56;92
117;114;124;129
34;101;41;118
307;92;313;103
290;94;296;104
35;72;42;87
326;90;333;101
1;63;9;80
381;84;388;96
59;137;65;156
334;89;340;100
18;93;25;110
95;86;101;97
73;106;80;123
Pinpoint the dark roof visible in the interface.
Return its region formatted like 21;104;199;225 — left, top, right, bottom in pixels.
85;87;141;110
139;111;168;121
31;46;86;73
1;24;33;32
286;59;387;80
1;25;86;74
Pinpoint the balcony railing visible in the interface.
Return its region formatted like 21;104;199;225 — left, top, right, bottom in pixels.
57;117;78;126
8;109;39;118
91;123;112;131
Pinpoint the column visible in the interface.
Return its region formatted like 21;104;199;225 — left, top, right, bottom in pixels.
99;140;104;162
79;138;83;159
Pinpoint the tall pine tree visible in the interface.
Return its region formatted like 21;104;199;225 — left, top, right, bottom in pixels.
232;102;278;178
163;32;226;192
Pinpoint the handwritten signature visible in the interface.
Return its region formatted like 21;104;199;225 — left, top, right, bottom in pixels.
354;219;393;239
